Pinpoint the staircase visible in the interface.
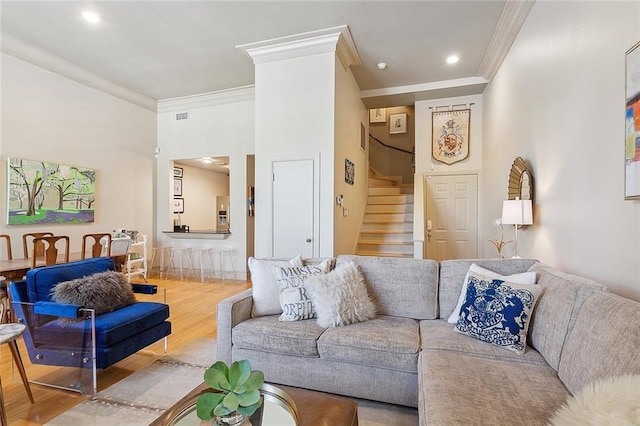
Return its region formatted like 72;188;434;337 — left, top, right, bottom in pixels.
356;174;414;258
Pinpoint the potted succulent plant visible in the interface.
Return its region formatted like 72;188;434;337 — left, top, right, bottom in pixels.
196;359;265;426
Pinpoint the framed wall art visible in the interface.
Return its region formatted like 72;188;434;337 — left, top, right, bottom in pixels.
360;123;366;151
173;167;183;178
625;40;640;200
173;197;184;214
345;159;355;185
369;108;386;123
432;109;471;165
173;178;183;197
389;113;407;134
7;157;95;225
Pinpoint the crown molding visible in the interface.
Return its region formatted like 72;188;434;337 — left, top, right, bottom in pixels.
1;33;157;112
477;0;536;81
236;25;361;69
157;85;255;113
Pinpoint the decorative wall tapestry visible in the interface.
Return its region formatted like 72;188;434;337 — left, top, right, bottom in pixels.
625;41;640;200
432;109;470;165
7;157;95;225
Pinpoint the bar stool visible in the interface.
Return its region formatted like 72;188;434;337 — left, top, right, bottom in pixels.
212;246;236;281
165;246;194;281
192;247;216;282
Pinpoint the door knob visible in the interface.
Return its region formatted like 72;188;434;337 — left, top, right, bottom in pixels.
306;238;312;243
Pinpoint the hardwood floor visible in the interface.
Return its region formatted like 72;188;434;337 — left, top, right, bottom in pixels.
0;275;251;425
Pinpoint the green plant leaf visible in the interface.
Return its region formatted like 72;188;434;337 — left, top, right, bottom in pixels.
238;389;260;407
243;371;264;391
196;393;224;420
204;362;230;391
237;399;262;417
229;360;251;389
223;391;240;411
213;403;232;417
234;385;247;395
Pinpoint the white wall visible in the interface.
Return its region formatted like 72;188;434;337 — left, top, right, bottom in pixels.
0;53;156;256
254;52;336;258
173;163;228;231
483;1;640;301
333;60;368;255
157;98;254;277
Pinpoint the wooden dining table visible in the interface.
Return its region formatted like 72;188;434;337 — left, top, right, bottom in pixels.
0;253;128;282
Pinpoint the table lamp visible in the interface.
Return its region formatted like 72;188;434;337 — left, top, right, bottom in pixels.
501;198;533;258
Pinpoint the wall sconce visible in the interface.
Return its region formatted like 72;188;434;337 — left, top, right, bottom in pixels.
501;198;533;258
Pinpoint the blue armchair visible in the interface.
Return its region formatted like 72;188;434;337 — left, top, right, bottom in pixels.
9;257;171;395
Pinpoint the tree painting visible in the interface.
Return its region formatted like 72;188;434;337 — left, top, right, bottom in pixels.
8;158;95;225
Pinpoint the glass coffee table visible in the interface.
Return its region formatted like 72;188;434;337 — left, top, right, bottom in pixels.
152;383;298;426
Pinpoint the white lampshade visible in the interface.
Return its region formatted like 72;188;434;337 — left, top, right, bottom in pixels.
501;199;533;225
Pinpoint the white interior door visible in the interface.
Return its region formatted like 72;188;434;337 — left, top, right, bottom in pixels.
425;174;478;261
272;159;315;258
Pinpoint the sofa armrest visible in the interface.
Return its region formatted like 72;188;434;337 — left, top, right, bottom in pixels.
217;289;253;364
34;301;83;318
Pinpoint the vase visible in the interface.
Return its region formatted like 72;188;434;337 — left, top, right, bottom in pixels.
214;411;245;426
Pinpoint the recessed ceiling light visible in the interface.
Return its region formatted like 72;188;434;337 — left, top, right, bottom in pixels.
81;10;101;23
200;157;214;164
446;55;460;64
377;62;388;70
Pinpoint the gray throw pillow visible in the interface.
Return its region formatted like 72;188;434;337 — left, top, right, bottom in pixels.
51;270;136;315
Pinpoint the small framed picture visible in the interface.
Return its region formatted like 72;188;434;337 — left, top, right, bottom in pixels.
369;108;386;123
360;123;366;151
345;159;355;185
173;198;184;214
389;113;407;134
173;167;183;178
173;178;183;196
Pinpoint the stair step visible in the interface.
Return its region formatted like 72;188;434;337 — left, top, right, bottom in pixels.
368;194;414;205
360;222;413;232
364;213;413;223
366;204;414;214
357;241;413;255
369;187;402;196
359;232;413;243
368;177;398;187
355;251;413;258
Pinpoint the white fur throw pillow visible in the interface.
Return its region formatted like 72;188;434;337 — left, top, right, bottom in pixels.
306;260;376;328
51;270;136;316
548;375;640;426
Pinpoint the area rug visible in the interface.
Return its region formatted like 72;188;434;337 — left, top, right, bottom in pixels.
47;338;418;425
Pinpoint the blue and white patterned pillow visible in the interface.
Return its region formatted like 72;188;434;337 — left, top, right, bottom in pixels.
454;274;543;354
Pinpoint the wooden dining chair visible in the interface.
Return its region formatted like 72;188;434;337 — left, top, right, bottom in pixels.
0;234;12;260
81;233;112;259
31;236;70;268
22;232;54;259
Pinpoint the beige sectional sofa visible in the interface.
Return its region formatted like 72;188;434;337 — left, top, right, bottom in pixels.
217;255;640;425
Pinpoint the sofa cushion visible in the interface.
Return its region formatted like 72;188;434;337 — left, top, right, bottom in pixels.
306;260;377;328
557;292;640;394
317;315;419;372
454;275;543;355
274;260;332;321
248;256;303;317
33;301;169;348
527;263;607;371
27;257;116;303
447;263;536;324
232;315;325;357
336;255;438;320
419;349;569;426
420;319;549;366
439;259;538;320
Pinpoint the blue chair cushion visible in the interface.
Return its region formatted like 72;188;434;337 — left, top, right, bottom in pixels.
27;257;115;303
33;302;169;348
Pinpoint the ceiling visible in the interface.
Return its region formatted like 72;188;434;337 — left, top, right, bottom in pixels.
0;1;530;110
